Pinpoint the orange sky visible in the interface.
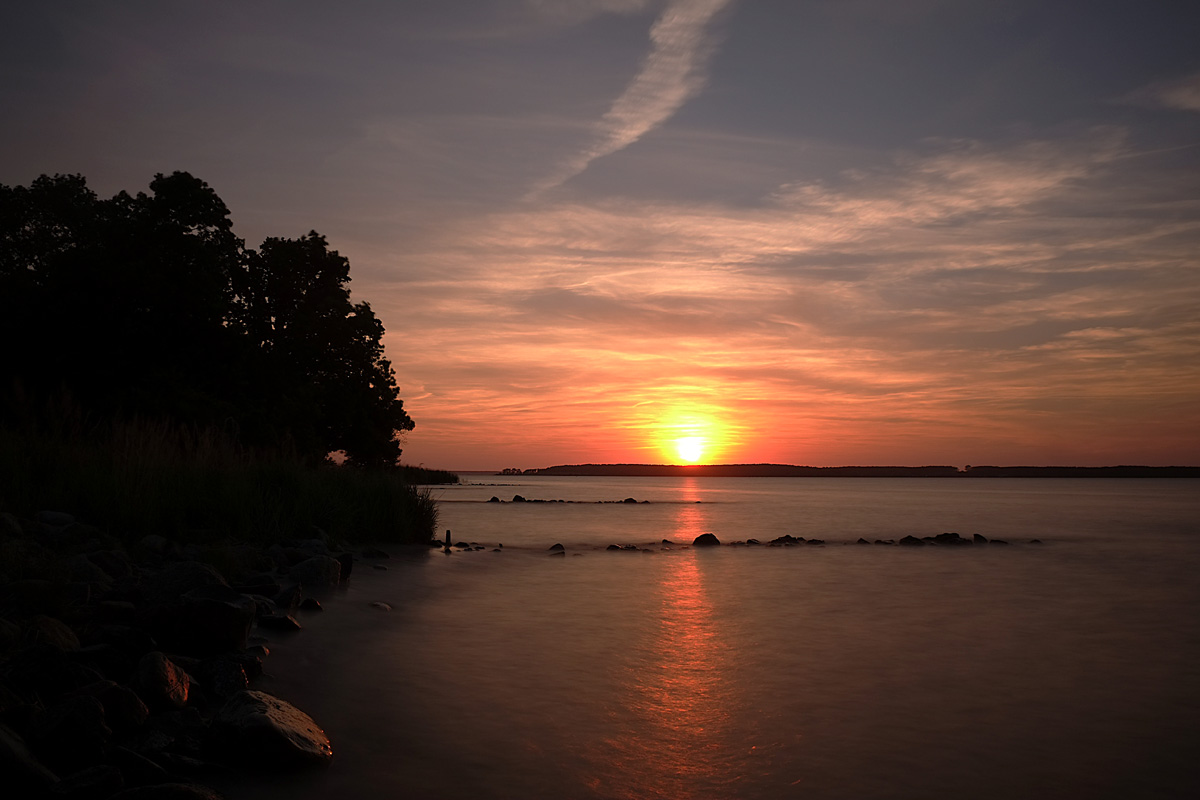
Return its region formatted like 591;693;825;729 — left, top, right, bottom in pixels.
3;2;1199;470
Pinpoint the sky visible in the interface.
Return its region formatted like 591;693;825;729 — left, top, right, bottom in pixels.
3;0;1200;470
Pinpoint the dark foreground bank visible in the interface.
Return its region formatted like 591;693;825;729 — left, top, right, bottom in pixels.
0;508;433;799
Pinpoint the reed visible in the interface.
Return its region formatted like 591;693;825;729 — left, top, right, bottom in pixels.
1;405;441;546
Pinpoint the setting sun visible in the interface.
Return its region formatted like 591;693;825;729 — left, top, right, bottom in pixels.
675;437;705;463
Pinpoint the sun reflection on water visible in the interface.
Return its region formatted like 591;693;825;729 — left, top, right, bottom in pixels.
592;486;742;799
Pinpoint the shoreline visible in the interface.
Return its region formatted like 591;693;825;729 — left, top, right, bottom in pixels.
0;508;432;799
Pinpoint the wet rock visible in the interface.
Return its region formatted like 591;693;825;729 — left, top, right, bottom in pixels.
805;539;825;546
257;614;302;632
487;496;500;502
934;532;968;546
769;535;800;545
134;652;190;711
622;497;638;504
856;538;871;544
369;602;392;611
548;543;565;551
512;495;526;502
898;535;926;546
973;533;989;544
287;556;342;588
1029;538;1043;544
692;533;721;547
372;564;388;570
143;562;229;608
299;597;323;611
335;552;354;581
991;538;1009;545
606;544;622;551
274;583;302;617
214;690;332;766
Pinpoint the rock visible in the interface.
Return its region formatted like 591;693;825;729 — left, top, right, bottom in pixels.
6;644;106;702
692;533;721;547
934;532;967;545
67;553;114;585
35;510;77;527
898;535;926;546
287;556;342;588
548;543;565;552
991;538;1009;545
3;579;90;616
0;617;20;651
622;497;637;504
512;494;526;502
973;533;989;544
51;763;125;797
769;535;800;545
606;544;622;551
856;538;871;544
90;682;150;734
214;690;332;766
487;496;500;503
369;602;392;611
110;745;170;786
25;614;81;652
192;657;249;701
257;614;302;632
143;562;229;607
372;564;388;570
334;552;354;581
299;597;323;611
110;783;226;800
746;538;761;545
32;695;112;772
134;652;191;711
0;721;59;795
1029;538;1043;544
138;535;171;555
274;583;302;617
805;538;825;546
178;585;256;655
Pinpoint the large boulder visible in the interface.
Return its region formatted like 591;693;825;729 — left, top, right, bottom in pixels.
178;584;256;655
287;556;342;589
31;694;112;773
692;533;721;547
134;652;191;711
214;690;332;766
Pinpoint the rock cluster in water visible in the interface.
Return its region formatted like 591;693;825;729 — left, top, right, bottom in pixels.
0;509;367;799
487;496;650;504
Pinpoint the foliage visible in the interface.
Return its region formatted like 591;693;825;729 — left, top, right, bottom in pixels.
0;171;413;467
0;406;438;546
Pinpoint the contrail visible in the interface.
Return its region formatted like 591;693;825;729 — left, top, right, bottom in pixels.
531;0;734;196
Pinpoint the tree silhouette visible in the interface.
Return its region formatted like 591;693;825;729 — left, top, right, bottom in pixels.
1;172;414;467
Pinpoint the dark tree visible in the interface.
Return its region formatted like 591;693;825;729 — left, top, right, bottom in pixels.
1;172;414;468
242;233;414;467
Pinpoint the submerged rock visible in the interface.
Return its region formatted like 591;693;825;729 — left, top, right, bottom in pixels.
214;690;332;766
548;543;565;552
692;533;721;547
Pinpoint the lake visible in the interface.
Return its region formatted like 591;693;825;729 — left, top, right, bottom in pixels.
220;476;1200;799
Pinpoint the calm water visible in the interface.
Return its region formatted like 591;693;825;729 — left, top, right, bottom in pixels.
222;477;1200;799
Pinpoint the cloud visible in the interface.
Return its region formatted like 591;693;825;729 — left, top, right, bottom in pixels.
1122;71;1200;112
532;0;735;194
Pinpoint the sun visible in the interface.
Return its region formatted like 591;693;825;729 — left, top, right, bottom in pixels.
675;436;705;463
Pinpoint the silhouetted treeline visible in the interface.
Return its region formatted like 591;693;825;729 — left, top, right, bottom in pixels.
522;464;1200;478
1;172;413;468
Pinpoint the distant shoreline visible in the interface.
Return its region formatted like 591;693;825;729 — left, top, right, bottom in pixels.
495;464;1200;478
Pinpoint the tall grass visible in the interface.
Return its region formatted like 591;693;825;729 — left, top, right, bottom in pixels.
1;405;439;546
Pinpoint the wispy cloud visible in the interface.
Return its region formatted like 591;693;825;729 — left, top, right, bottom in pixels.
1121;71;1200;112
532;0;735;194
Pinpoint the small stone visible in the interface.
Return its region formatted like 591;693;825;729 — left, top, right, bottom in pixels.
299;597;323;611
369;602;392;611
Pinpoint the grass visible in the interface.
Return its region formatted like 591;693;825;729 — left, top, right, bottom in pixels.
1;404;442;548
